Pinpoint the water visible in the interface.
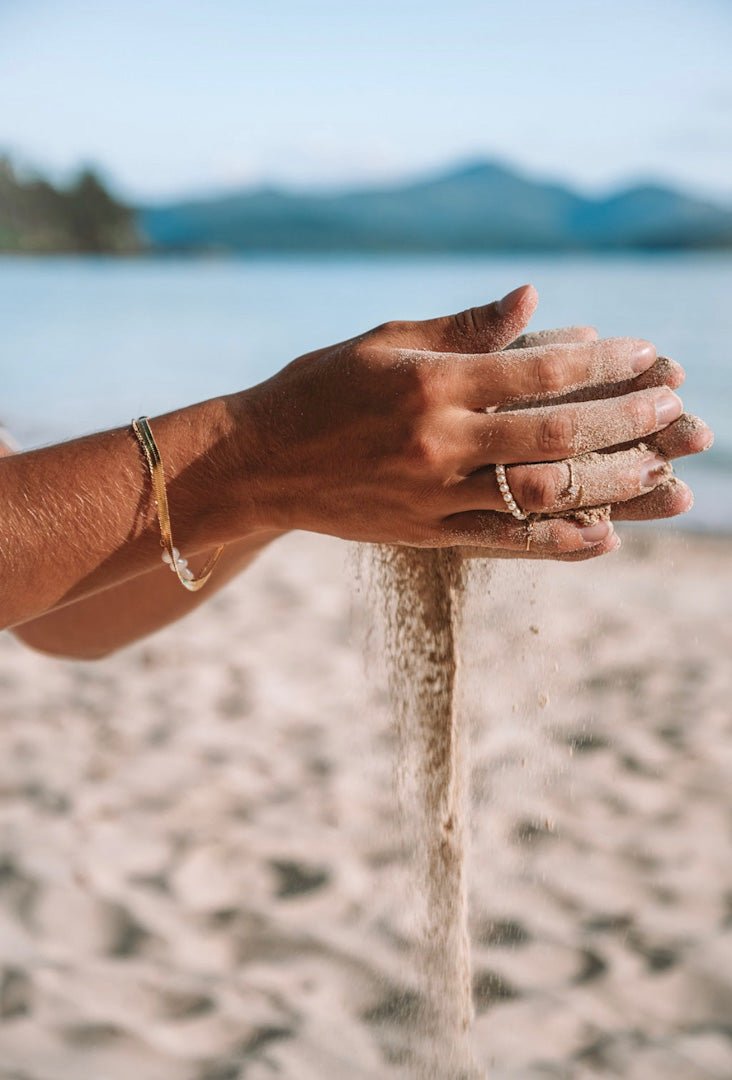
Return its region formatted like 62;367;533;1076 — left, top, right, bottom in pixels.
1;253;730;529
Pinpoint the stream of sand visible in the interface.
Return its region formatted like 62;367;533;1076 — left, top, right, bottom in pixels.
368;545;483;1078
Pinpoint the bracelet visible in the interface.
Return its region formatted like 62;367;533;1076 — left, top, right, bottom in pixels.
131;416;223;592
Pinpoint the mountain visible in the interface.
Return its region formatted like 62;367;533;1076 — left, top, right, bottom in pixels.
138;160;732;253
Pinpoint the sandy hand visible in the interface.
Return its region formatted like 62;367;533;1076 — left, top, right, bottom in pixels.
490;323;713;557
238;284;712;561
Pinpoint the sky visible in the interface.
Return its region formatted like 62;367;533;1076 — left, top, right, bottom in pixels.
0;0;730;202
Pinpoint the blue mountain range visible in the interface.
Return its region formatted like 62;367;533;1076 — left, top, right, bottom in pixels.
139;159;732;253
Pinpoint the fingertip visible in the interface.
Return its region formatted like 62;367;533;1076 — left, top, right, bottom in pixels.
534;516;614;555
521;283;539;319
688;417;715;453
594;528;622;557
578;520;614;546
630;339;658;374
612;476;695;521
654;388;684;426
655;478;694;517
553;526;619;560
675;480;695;513
656;356;686;389
657;413;714;456
497;283;538;317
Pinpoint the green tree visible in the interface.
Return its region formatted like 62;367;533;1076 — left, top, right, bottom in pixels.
0;157;141;253
65;168;139;252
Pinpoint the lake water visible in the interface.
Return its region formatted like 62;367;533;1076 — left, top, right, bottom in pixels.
1;253;730;529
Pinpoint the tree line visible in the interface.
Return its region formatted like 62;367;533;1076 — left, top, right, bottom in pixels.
0;158;141;253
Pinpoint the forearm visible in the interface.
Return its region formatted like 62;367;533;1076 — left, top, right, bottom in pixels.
0;391;270;630
11;531;283;659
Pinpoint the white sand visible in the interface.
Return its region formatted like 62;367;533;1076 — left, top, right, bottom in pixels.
0;529;730;1079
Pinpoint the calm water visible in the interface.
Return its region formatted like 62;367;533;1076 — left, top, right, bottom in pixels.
1;253;730;528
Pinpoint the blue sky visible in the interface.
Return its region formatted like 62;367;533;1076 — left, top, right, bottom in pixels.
0;0;730;202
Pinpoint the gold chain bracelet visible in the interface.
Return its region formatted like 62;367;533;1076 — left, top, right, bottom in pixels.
131;416;223;592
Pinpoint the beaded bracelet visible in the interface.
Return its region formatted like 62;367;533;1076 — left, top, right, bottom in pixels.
131;416;223;592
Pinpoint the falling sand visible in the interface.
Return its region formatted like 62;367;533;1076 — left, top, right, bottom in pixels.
368;545;482;1078
364;425;681;1075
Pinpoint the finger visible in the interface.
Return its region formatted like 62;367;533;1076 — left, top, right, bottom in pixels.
507;325;598;349
434;510;616;555
636;413;714;460
600;412;713;459
459;532;620;561
489;478;693;550
452;445;671;515
464;386;684;467
610;477;694;521
458;477;694;553
455;337;656;408
540;536;622;561
377;284;539;354
522;356;685;408
625;356;685;392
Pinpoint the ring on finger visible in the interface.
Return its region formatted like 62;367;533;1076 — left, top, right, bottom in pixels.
495;463;528;520
565;459;583;504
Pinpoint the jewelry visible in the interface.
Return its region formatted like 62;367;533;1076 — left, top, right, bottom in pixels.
566;459;579;500
131;416;224;592
526;521;534;551
495;463;527;520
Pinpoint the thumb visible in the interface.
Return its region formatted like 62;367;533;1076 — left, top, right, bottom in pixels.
381;284;538;354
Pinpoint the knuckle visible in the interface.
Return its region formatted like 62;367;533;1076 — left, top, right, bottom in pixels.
400;360;438;410
371;319;406;340
542;522;578;555
405;357;456;412
513;465;562;512
349;339;381;369
405;425;444;471
537;413;576;458
453;306;483;340
534;352;570;395
627;393;656;432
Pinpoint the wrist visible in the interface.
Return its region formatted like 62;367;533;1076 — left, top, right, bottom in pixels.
224;387;291;540
146;392;286;559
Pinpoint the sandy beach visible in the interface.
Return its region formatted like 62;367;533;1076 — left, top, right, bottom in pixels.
0;526;730;1080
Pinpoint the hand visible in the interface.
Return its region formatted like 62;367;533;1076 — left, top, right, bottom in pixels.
237;285;713;560
494;324;711;559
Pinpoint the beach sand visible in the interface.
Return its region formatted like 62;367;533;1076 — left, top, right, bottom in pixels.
0;528;730;1079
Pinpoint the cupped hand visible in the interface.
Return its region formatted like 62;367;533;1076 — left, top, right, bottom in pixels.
241;285;713;560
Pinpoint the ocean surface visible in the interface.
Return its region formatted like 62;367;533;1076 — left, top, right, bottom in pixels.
1;253;730;529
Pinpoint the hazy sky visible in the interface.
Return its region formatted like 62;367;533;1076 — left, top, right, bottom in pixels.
1;0;730;201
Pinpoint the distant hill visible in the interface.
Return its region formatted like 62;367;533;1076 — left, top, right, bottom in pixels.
0;158;140;254
139;160;732;253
